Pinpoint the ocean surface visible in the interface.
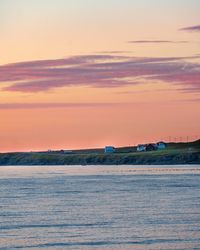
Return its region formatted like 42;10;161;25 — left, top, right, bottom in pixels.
0;165;200;250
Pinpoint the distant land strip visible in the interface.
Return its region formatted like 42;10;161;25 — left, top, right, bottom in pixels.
0;140;199;166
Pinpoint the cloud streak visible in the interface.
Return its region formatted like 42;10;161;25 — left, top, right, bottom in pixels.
0;54;199;93
0;102;123;110
128;40;188;44
97;51;132;54
180;25;200;32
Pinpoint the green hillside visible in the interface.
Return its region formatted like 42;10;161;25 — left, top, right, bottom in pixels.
0;140;199;165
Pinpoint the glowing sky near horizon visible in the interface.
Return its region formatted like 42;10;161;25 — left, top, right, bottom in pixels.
0;0;200;152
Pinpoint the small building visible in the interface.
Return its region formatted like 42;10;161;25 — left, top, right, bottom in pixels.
146;144;157;151
104;146;115;153
137;144;146;152
157;142;166;150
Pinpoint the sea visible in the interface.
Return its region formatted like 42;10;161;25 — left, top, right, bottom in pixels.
0;165;200;250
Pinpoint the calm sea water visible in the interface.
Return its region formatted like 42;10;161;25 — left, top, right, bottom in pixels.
0;165;200;250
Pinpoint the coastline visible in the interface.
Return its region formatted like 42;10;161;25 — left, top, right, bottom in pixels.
0;140;199;166
0;151;199;166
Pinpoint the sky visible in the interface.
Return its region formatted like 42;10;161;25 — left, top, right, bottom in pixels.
0;0;200;152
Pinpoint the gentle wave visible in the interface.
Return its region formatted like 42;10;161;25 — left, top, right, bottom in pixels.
0;165;200;249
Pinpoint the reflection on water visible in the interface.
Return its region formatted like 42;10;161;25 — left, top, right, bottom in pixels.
0;165;200;249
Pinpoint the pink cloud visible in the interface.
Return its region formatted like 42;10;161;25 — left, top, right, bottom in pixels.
180;25;200;32
0;55;199;93
0;102;124;110
128;40;188;44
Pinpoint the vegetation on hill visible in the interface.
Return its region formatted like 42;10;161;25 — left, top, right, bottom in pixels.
0;140;199;166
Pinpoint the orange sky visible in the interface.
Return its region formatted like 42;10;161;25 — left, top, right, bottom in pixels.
0;0;200;152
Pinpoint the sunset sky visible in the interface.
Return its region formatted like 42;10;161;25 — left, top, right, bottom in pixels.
0;0;200;152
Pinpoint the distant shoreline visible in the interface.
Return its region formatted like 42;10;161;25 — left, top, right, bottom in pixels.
0;140;199;166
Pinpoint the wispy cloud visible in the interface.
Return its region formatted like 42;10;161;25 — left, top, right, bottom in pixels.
177;98;200;103
0;102;122;110
128;40;188;44
0;54;199;93
96;51;132;54
179;25;200;32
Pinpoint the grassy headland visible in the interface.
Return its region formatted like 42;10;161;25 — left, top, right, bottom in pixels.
0;140;199;166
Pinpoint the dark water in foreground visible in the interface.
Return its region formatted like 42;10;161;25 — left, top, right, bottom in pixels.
0;165;200;250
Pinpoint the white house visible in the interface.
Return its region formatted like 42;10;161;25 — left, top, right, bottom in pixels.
137;144;146;152
104;146;115;153
156;142;166;150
